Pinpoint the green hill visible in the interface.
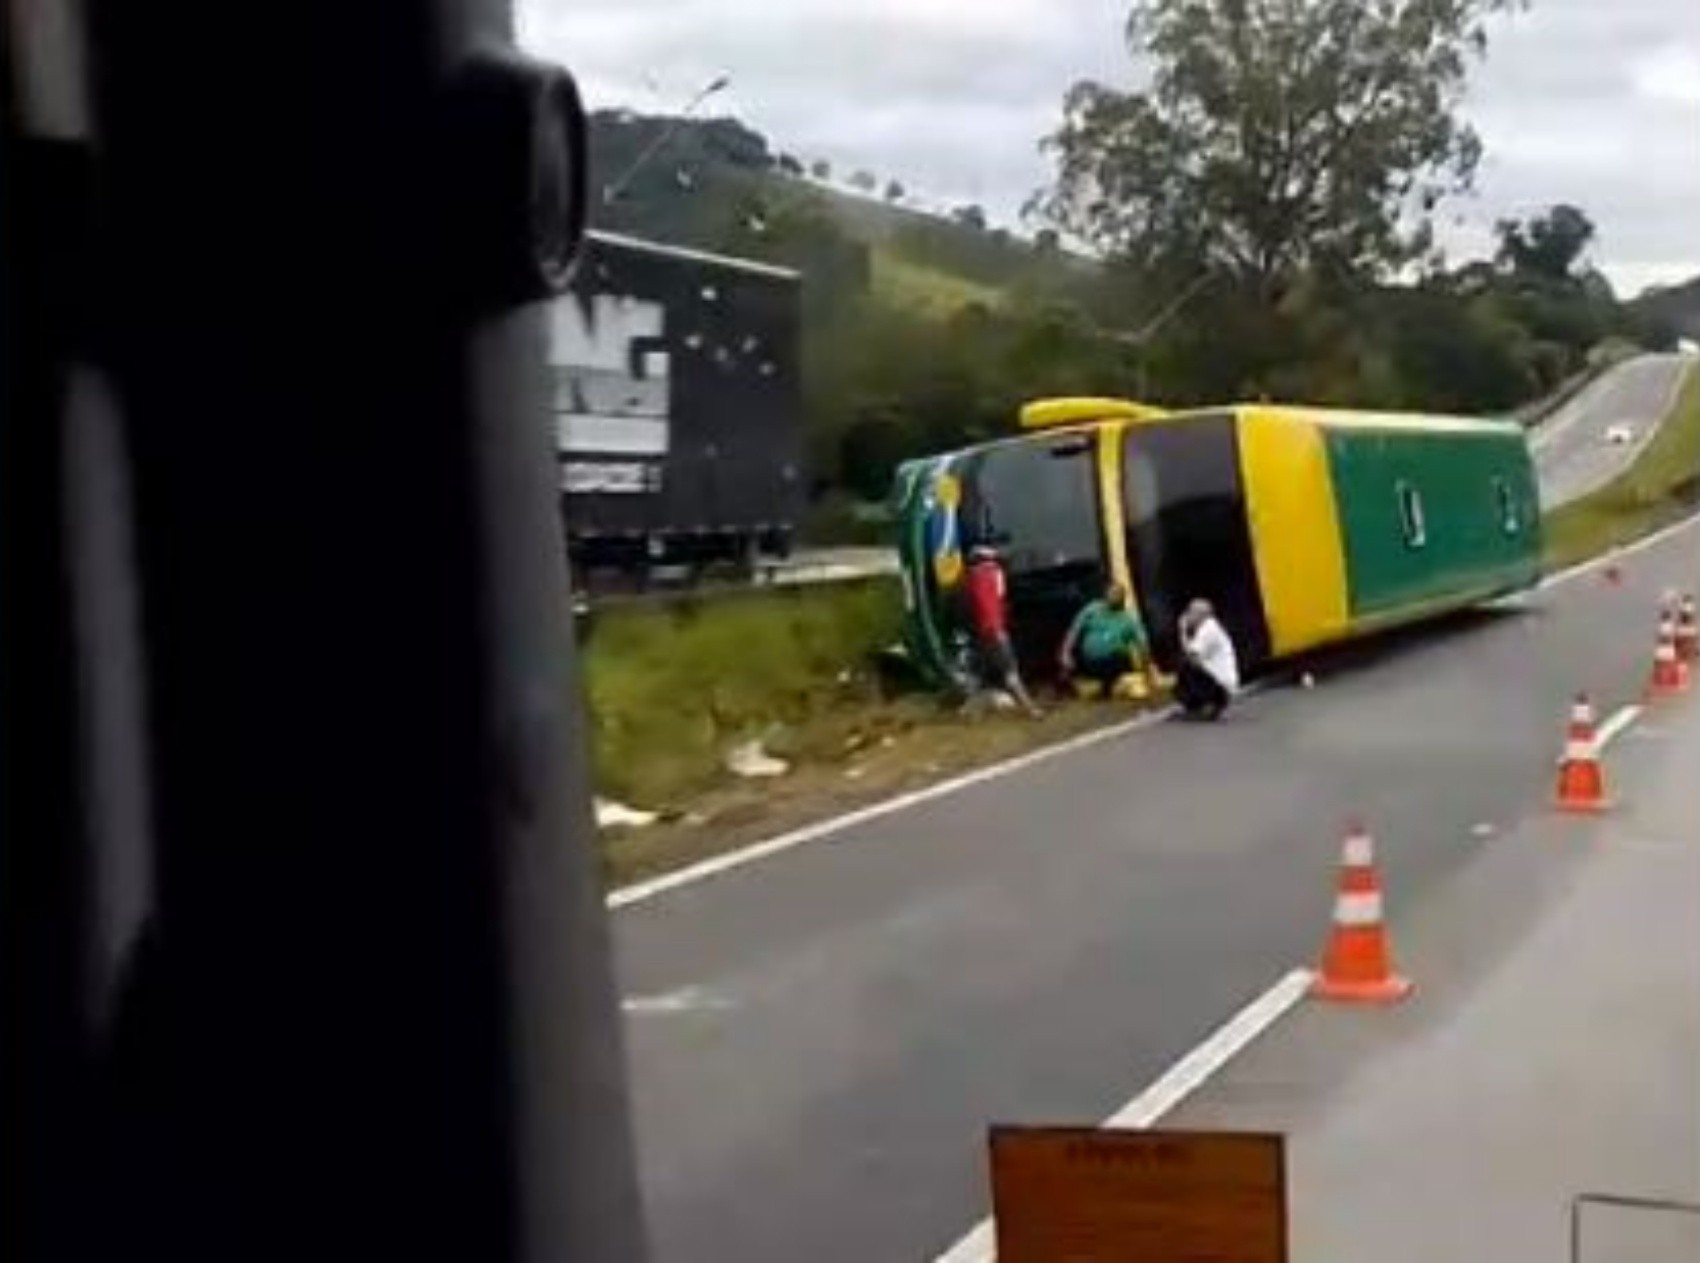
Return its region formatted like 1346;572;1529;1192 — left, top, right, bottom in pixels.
1630;276;1700;341
585;109;1083;315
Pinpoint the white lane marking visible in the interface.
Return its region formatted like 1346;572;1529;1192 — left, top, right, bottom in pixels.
1553;706;1641;767
931;967;1314;1263
1621;724;1669;742
609;703;1184;910
613;500;1700;913
622;986;733;1015
1596;705;1642;751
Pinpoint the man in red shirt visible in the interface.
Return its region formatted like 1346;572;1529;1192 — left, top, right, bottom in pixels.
962;545;1040;716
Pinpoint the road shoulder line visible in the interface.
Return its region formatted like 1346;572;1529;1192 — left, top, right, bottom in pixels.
609;703;1181;909
1597;704;1642;750
931;967;1314;1263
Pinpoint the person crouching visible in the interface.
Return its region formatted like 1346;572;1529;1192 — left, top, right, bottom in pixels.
1175;598;1238;721
1059;583;1149;699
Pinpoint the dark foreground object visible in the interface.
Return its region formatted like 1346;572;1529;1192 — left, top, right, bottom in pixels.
0;3;646;1261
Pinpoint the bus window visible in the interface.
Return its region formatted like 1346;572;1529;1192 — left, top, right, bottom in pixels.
1493;476;1520;535
1397;481;1427;548
957;436;1103;675
961;437;1099;571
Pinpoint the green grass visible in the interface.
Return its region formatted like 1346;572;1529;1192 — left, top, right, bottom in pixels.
1542;364;1700;572
580;579;903;807
870;247;1003;315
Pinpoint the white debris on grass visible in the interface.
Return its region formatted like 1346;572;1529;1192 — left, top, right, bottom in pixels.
726;739;790;779
595;797;659;829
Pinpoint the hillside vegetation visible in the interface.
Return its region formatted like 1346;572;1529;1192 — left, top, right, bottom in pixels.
1631;276;1700;341
584;0;1683;537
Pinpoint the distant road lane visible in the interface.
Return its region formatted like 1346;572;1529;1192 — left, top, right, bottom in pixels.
1533;352;1693;506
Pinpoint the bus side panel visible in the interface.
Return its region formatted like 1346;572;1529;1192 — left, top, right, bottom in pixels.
1325;428;1541;626
1236;409;1351;657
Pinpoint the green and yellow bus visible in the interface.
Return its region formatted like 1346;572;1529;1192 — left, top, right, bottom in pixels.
892;397;1542;689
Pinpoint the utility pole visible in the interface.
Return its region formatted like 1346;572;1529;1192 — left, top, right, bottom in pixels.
602;75;731;205
1112;270;1219;399
0;2;649;1261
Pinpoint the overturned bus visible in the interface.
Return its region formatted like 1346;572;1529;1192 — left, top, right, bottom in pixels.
892;397;1542;691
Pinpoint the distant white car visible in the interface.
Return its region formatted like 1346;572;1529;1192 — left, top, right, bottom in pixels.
1605;423;1634;446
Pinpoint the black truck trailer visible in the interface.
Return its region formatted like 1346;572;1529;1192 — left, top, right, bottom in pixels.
549;230;804;585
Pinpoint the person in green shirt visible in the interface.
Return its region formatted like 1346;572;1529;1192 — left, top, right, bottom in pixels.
1058;583;1149;698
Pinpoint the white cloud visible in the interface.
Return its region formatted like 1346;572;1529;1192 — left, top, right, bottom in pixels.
1631;45;1700;106
522;0;1699;292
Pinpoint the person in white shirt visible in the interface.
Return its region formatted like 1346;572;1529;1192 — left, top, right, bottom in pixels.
1176;598;1238;720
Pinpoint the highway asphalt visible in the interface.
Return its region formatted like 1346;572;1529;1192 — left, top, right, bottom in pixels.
1170;685;1700;1260
616;555;1700;1258
613;370;1697;1261
1532;352;1693;507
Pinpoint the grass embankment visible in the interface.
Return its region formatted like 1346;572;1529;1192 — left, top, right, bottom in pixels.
870;247;1003;315
582;578;902;808
582;578;1155;887
1542;364;1700;572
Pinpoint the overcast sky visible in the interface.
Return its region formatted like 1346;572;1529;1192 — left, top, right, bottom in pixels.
521;0;1698;295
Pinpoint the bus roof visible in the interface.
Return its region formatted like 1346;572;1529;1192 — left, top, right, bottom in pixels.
1019;397;1170;429
1237;403;1525;437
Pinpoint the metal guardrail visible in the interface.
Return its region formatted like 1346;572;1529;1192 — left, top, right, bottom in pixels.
1569;1192;1700;1262
569;551;899;613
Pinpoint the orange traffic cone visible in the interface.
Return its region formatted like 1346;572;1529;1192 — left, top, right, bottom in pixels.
1312;822;1412;1004
1646;616;1687;700
1677;596;1699;663
1555;693;1610;814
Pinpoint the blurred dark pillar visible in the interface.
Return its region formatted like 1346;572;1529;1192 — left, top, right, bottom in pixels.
0;1;647;1259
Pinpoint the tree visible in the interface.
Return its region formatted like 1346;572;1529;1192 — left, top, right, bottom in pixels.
809;158;831;180
884;179;906;203
1494;203;1596;282
699;117;773;170
849;169;878;193
952;204;988;231
776;152;805;177
1036;0;1521;300
1034;227;1061;254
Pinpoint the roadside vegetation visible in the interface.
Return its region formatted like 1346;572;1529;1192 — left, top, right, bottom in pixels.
589;3;1682;534
583;572;1178;887
582;578;900;808
1543;366;1700;572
